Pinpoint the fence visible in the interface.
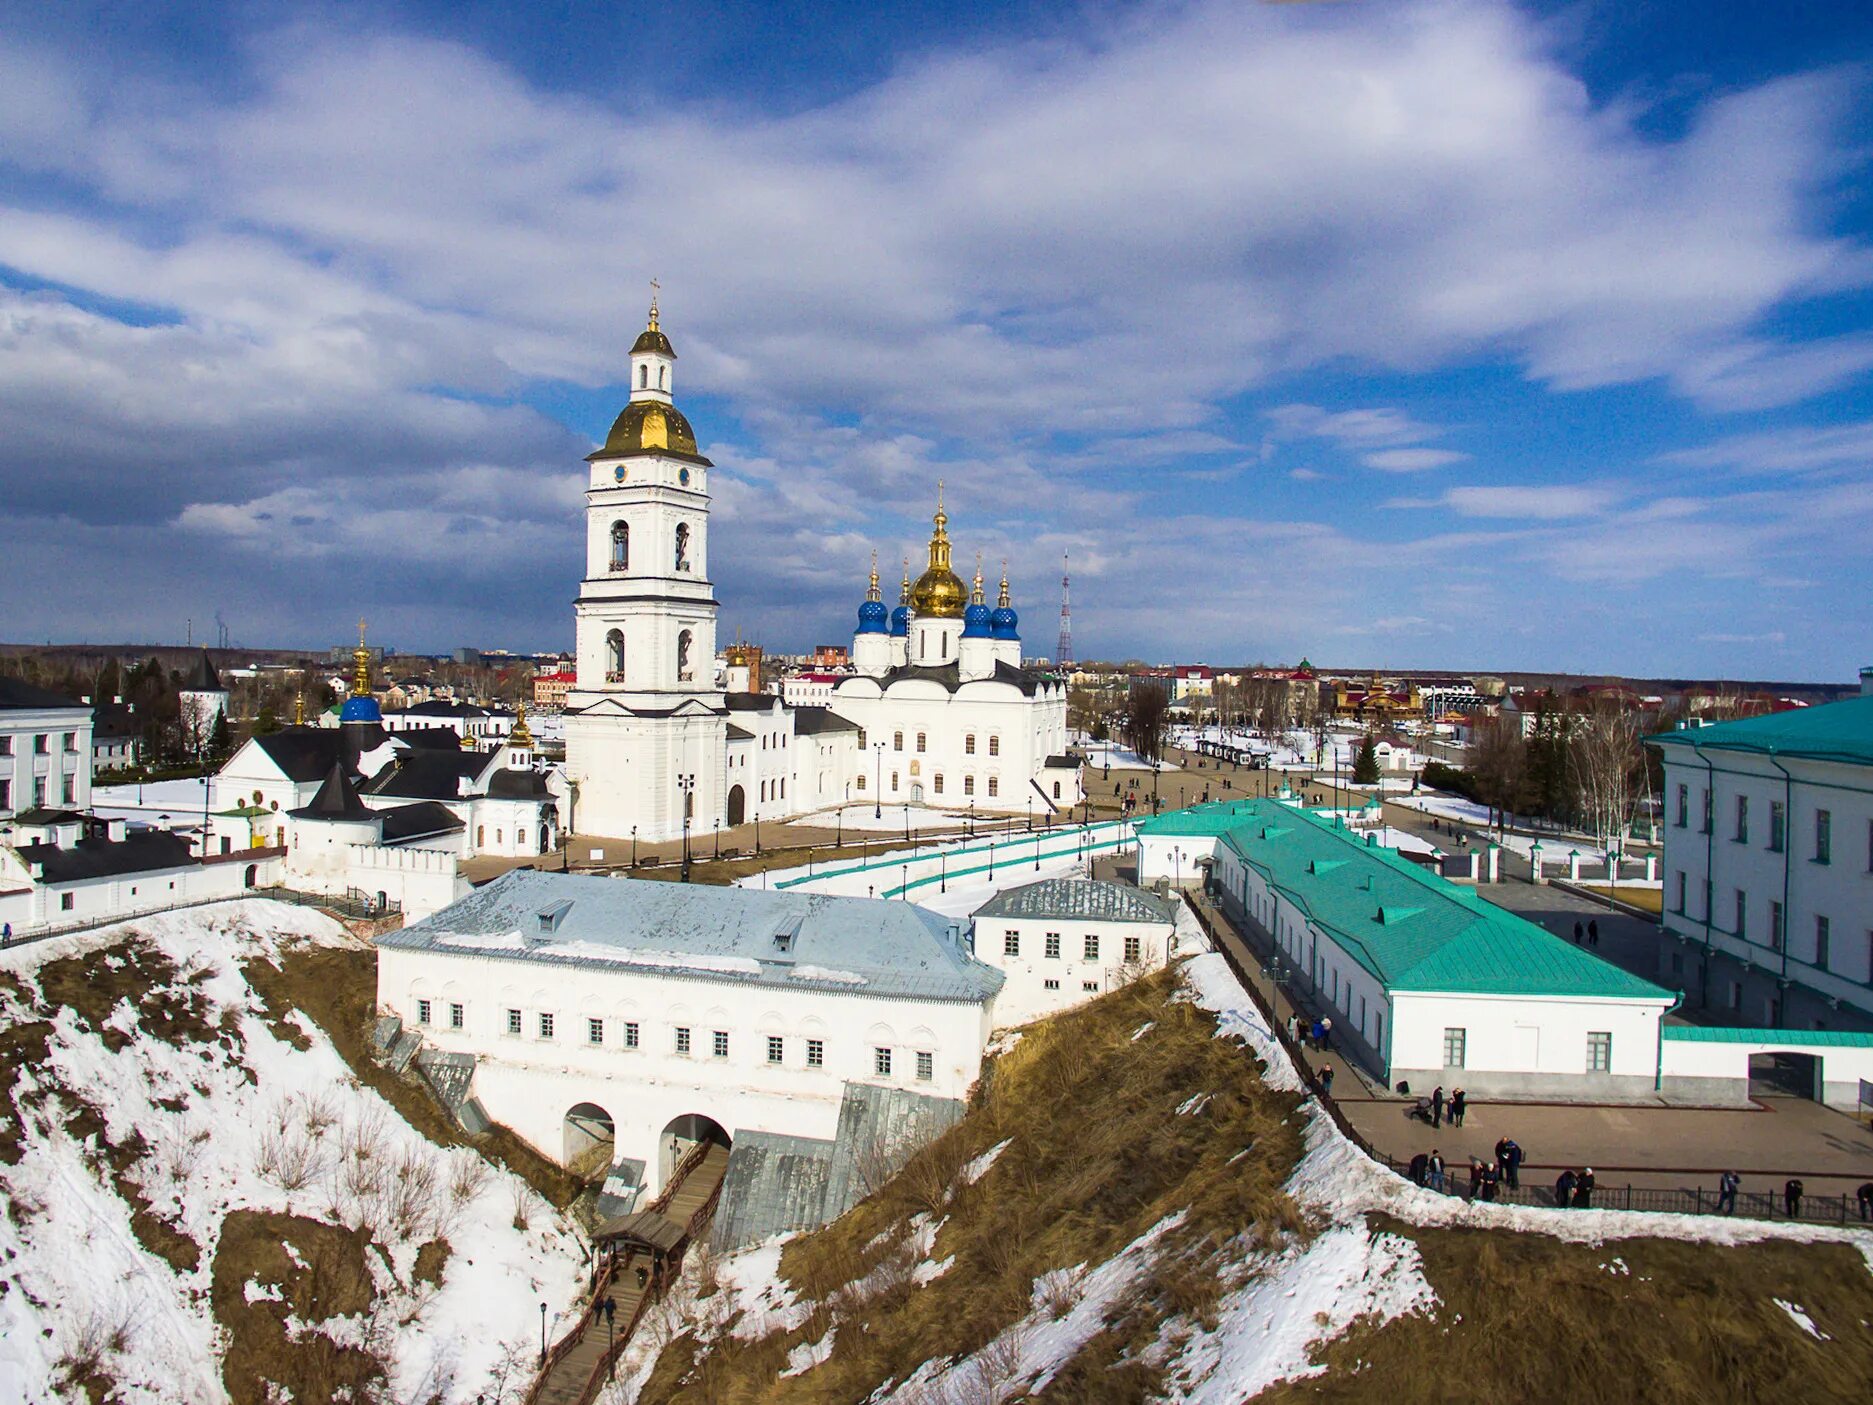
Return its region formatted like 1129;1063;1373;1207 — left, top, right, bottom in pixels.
769;817;1142;899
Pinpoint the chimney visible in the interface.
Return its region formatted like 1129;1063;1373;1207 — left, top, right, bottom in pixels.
1861;664;1873;698
106;818;127;842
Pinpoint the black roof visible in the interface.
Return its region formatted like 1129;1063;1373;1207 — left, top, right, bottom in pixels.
725;723;754;741
361;750;486;801
0;677;85;712
182;650;223;692
486;768;554;800
290;763;373;821
401;727;470;751
250;725;395;783
793;706;860;735
397;699;491;718
380;802;465;843
723;692;779;712
16;831;196;883
91;701;139;740
8;808;86;827
871;661;1046;697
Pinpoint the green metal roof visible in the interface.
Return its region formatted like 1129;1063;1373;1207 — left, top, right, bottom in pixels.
1213;799;1672;1002
1134;800;1271;837
1661;1025;1873;1047
1647;695;1873;767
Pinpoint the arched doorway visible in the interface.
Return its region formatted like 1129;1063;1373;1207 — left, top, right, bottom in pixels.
726;785;746;826
658;1112;730;1187
243;864;257;889
565;1102;616;1177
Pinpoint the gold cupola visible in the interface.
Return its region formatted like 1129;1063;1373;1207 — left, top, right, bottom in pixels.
590;290;711;466
908;482;967;619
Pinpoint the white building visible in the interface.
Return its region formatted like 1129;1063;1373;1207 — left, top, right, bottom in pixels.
1651;689;1873;1028
1139;799;1679;1099
561;301;1081;844
177;652;229;753
971;877;1178;1026
0;678;93;819
374;870;1003;1200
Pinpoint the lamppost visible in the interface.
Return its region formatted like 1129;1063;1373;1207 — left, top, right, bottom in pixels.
714;818;721;860
677;774;695;882
873;743;885;819
1025;795;1032;831
900;861;908;897
968;798;976;837
754;811;761;855
939;847;947;893
631;825;638;869
987;840;995;880
903;802;910;845
1033;828;1041;869
539;1301;549;1365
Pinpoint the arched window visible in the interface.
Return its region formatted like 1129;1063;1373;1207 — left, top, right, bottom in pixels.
1053;781;1061;799
674;523;691;572
658;365;667;389
856;774;866;791
606;629;625;683
639;364;648;388
893;731;904;752
965;734;976;754
988;736;1001;756
933;774;944;794
916;732;927;753
610;521;629;571
678;630;694;682
963;775;975;796
988;776;999;797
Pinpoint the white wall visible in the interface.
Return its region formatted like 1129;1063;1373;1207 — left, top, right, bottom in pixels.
377;946;990;1194
0;705;93;816
1658;1033;1873;1110
975;912;1175;1026
1390;992;1665;1086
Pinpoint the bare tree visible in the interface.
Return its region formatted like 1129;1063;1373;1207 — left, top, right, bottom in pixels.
1468;713;1529;837
1569;703;1643;852
1125;681;1171;765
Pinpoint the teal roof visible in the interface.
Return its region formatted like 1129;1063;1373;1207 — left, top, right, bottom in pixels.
1661;1025;1873;1047
1648;695;1873;767
1135;800;1271;838
1212;800;1672;1002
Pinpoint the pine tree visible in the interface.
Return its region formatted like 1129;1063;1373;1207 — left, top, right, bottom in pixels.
1352;733;1381;785
209;711;232;755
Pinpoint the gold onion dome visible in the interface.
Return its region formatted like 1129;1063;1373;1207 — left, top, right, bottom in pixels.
909;482;967;619
601;399;702;458
631;296;676;357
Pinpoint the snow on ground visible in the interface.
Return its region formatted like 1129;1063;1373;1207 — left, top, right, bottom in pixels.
960;1139;1012;1186
0;900;586;1403
1774;1299;1828;1340
1081;740;1181;772
1393;794;1621;865
785;802;975;832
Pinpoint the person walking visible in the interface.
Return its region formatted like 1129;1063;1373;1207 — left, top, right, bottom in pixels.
1319;1064;1335;1097
1555;1168;1577;1208
1320;1016;1334;1051
1505;1139;1523;1189
1784;1178;1804;1219
1573;1166;1595;1208
1588;918;1600;947
1431;1085;1445;1129
1309;1018;1324;1051
1408;1152;1429;1186
1467;1159;1482;1201
1450;1088;1467;1127
1856;1182;1873;1222
1428;1150;1446;1193
1717;1170;1740;1216
1573;920;1584;945
1287;1013;1300;1043
1493;1137;1510;1181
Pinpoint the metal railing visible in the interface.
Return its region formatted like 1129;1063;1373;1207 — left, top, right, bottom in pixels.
1383;1164;1873;1227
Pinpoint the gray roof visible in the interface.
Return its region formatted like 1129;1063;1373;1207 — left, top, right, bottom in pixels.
382;868;1006;1003
973;877;1178;925
793;706;860;735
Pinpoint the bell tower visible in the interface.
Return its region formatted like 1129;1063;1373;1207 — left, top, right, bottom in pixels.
564;292;727;842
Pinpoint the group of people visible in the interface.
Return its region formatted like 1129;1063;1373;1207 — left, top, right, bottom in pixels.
1406;1136;1528;1202
1285;1013;1334;1052
1425;1084;1467;1127
1571;918;1601;947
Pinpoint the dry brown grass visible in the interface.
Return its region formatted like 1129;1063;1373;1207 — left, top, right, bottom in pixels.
638;967;1309;1403
1258;1214;1873;1404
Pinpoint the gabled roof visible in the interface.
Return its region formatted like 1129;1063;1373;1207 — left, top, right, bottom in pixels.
485;768;553;801
1208;799;1669;1001
91;701;139;740
379;801;465;843
250;728;353;784
382;869;1005;1003
182;650;223;693
855;660;1049;698
1648;695;1873;767
401;726;471;752
792;707;860;735
360;750;489;801
290;762;373;821
974;877;1176;925
395;699;492;718
0;678;85;712
724;692;780;712
725;723;755;741
15;831;197;883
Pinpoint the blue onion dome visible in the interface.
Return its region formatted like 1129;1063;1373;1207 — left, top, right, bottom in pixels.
339;694;383;723
889;604;910;637
990;605;1019;639
857;599;888;634
962;601;993;638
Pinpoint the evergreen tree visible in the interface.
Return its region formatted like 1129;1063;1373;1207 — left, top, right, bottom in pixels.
1352;733;1381;785
209;711;232;755
254;705;281;736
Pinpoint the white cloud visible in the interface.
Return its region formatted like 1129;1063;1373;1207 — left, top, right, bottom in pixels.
1439;485;1615;518
1659;419;1873;475
1361;448;1470;472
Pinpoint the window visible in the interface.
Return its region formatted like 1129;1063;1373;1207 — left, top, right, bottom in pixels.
1735;889;1747;941
1002;930;1020;956
674;522;691;572
1082;981;1099;992
891;770;900;792
988;736;1000;756
1734;795;1748;843
0;735;10;753
1044;932;1061;959
1441;1028;1466;1068
933;774;944;795
916;1050;933;1082
624;1020;639;1048
1815;915;1830;970
507;1008;523;1036
677;629;694;682
63;732;77;753
712;1029;729;1059
987;776;999;797
1044;978;1060;990
449;1002;464;1030
807;1038;824;1067
1124;935;1142;962
416;999;433;1026
1083;934;1100;960
1701;787;1712;834
916;731;927;753
610;520;629;571
856;774;866;792
606;628;626;682
893;731;904;751
1769;801;1785;853
587;1017;604;1045
1770;900;1784;953
874;1047;893;1076
1674;870;1686;913
538;1013;555;1040
639;363;648;388
33;734;47;755
32;778;44;806
1815;809;1831;864
674;1026;691;1055
60;893;74;911
963;775;974;796
965;734;976;754
1675;783;1688;828
1586;1031;1612;1073
0;781;7;811
767;1035;784;1064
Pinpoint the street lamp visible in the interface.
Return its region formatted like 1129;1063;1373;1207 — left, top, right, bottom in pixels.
714;818;721;860
677;774;696;883
539;1301;549;1365
1033;829;1041;869
631;825;638;869
968;798;976;837
1026;795;1032;831
903;802;910;845
987;841;995;879
900;861;908;897
939;847;947;893
873;743;885;819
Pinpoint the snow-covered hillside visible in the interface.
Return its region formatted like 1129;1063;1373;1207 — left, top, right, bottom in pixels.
0;901;586;1404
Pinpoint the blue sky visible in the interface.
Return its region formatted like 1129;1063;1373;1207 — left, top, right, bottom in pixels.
1;0;1870;680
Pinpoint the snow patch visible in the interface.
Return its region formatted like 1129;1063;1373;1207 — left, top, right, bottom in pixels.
960;1139;1012;1187
1774;1298;1828;1340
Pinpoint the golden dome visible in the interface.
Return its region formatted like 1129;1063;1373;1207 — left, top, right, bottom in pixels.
632;294;676;357
908;483;966;619
597;400;709;463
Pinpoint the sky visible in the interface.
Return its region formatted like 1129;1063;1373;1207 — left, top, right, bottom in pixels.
0;0;1870;681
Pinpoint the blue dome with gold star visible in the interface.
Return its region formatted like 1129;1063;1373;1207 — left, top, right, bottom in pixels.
857;599;888;634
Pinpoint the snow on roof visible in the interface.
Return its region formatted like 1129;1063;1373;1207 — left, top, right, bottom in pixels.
383;869;1005;1003
973;877;1177;926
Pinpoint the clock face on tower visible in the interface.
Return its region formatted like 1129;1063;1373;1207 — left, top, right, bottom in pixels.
614;465;627;483
679;467;691;486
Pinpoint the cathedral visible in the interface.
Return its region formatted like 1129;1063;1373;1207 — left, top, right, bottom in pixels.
564;302;1078;842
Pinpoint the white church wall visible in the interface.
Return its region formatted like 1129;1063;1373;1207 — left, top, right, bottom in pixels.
976;912;1176;1027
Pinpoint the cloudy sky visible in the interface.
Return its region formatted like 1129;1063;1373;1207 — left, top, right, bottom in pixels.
2;0;1869;680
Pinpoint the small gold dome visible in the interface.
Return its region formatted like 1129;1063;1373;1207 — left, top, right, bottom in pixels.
600;400;706;461
908;482;966;618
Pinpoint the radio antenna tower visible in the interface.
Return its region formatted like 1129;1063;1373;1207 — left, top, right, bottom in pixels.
1056;552;1073;668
